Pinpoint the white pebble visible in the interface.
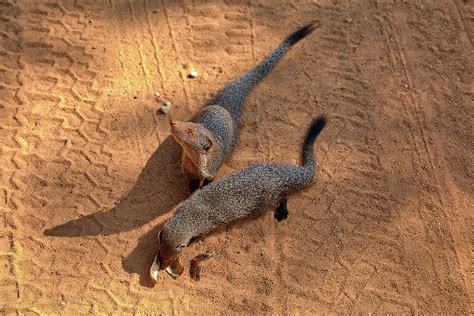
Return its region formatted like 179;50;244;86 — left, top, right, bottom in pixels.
189;70;199;78
154;92;160;98
160;101;172;114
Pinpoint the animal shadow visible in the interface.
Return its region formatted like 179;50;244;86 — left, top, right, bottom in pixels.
44;136;188;237
122;225;164;287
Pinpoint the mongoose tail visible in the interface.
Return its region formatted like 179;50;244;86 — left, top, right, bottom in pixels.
303;116;327;172
274;115;327;222
212;21;321;119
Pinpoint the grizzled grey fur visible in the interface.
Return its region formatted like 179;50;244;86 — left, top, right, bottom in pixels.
172;22;320;189
160;116;327;252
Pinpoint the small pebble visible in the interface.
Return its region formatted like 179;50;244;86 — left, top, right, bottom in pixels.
154;92;161;98
188;69;199;78
61;301;66;306
160;101;172;114
344;17;354;23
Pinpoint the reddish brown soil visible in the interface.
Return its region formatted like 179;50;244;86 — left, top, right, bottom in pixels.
1;0;472;314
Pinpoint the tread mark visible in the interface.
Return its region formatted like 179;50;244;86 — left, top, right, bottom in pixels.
452;0;473;45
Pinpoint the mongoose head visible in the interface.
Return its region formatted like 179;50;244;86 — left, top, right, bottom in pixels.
157;215;194;271
170;121;216;159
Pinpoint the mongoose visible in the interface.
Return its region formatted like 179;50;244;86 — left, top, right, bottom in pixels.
152;116;327;281
170;21;320;191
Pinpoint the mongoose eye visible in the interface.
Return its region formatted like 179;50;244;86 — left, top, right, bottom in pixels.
176;244;186;251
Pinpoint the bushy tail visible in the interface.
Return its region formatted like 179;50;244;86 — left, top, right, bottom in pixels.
303;115;327;172
212;21;321;119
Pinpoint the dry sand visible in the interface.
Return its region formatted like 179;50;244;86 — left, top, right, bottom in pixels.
1;0;472;314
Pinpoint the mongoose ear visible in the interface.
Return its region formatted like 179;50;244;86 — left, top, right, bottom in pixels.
203;136;213;152
158;230;163;242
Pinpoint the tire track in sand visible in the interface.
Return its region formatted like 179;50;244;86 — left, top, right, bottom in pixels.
1;0;26;312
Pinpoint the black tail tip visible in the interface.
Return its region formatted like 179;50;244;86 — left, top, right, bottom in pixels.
305;115;327;145
312;115;327;131
286;20;321;45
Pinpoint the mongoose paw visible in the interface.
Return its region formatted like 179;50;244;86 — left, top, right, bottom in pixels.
190;250;215;282
275;210;289;222
275;195;289;222
149;254;160;287
165;257;185;278
190;264;203;281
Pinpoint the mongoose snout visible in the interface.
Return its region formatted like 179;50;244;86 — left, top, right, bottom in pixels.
170;121;215;155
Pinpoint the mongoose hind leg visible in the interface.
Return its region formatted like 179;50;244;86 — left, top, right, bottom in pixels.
275;194;289;222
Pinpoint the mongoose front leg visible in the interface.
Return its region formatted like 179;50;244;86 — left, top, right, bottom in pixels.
201;178;212;188
275;194;289;222
189;178;201;193
183;156;203;192
190;249;215;281
149;254;160;287
165;256;185;278
189;177;212;192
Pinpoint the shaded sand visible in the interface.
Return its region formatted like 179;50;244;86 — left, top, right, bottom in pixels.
1;0;472;314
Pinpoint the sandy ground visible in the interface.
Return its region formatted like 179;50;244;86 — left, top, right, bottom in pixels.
0;0;473;314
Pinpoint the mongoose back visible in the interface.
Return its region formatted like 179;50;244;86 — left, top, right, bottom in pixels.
171;22;320;191
155;116;327;275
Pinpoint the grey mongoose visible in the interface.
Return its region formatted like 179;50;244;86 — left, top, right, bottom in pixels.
170;21;320;191
151;116;327;282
